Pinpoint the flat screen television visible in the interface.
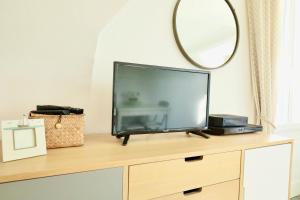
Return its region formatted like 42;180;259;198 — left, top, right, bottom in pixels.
112;62;210;144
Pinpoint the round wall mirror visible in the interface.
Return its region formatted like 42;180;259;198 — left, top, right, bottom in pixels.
173;0;239;69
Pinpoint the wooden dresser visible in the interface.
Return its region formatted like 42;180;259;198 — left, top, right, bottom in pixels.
0;133;293;200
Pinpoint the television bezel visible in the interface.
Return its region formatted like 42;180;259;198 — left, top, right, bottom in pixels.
111;61;211;136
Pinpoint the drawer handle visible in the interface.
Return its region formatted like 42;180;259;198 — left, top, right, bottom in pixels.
183;187;202;195
185;155;203;162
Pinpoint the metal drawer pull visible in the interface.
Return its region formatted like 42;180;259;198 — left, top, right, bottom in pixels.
183;187;202;195
184;155;203;162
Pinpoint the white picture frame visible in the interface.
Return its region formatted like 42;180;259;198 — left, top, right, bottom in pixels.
1;119;47;162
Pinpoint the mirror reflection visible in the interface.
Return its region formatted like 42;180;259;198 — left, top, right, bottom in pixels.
174;0;239;69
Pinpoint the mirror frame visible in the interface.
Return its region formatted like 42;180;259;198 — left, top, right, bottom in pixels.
173;0;240;70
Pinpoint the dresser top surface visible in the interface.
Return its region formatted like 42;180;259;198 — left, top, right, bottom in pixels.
0;132;293;183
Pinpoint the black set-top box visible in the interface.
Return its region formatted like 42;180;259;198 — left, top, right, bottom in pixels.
208;114;248;127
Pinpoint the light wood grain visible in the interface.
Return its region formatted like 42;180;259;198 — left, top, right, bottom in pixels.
129;151;241;200
0;132;293;184
152;179;240;200
239;150;245;200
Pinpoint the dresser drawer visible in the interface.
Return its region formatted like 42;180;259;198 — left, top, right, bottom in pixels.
129;151;241;200
152;180;240;200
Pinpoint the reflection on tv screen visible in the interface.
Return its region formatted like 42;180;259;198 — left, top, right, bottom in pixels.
113;63;209;134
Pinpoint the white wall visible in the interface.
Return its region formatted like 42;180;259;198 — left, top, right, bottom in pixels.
0;0;127;123
0;0;254;133
89;0;254;132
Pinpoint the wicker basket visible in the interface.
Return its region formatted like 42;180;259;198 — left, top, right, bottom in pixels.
29;113;85;149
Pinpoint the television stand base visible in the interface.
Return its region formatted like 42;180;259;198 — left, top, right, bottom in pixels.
116;131;209;146
116;135;130;146
186;131;210;139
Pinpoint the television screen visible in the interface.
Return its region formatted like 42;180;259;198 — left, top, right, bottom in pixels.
112;62;210;135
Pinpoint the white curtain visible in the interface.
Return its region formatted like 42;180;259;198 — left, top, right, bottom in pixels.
276;0;300;126
252;1;300;197
246;0;286;134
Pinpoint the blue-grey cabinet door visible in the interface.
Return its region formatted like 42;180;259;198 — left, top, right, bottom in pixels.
0;167;123;200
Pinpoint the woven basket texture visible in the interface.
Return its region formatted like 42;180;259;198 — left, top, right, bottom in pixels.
29;113;85;149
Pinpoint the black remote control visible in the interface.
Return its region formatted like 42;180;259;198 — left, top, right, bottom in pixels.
31;110;70;115
37;105;84;114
